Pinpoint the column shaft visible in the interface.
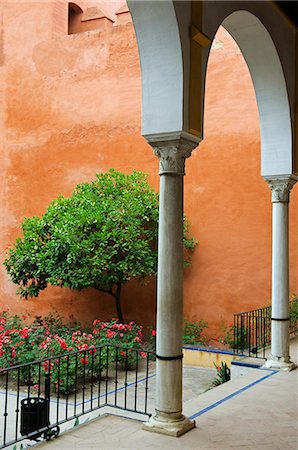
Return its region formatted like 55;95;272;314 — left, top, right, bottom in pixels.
142;131;199;436
156;174;183;417
264;175;297;371
271;202;290;358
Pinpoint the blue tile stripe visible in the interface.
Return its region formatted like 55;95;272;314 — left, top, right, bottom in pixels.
0;372;156;407
189;370;277;420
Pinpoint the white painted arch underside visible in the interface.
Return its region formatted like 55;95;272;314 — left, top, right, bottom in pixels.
222;11;292;177
128;3;293;177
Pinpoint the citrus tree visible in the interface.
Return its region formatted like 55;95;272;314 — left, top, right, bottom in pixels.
3;170;197;322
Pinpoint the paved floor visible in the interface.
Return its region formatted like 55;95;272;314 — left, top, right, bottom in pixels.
33;338;298;450
34;368;297;450
0;363;216;449
4;338;298;449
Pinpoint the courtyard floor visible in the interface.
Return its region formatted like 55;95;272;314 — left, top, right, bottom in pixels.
33;338;298;450
2;338;297;449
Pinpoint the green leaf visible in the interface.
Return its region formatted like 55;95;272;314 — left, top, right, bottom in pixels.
3;170;197;320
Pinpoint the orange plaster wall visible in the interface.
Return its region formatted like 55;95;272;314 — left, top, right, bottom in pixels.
0;3;297;338
0;1;158;329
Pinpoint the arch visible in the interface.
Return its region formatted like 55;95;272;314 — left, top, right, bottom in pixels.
68;2;83;35
69;3;83;14
219;11;292;177
127;1;185;137
128;2;295;178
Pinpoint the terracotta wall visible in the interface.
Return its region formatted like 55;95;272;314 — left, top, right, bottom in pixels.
0;2;297;339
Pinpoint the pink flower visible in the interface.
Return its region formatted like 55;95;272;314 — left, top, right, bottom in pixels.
42;361;53;372
78;343;89;350
140;352;147;359
33;384;39;390
20;328;30;339
80;356;88;365
151;330;156;337
106;330;116;339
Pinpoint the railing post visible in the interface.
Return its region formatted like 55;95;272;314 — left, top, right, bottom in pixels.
45;373;50;402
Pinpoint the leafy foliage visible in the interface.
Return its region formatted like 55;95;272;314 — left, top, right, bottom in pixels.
211;361;231;387
219;322;249;351
0;311;146;394
183;319;208;345
3;170;197;322
290;295;298;324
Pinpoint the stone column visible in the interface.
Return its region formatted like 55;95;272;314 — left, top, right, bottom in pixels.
143;132;198;436
264;175;297;371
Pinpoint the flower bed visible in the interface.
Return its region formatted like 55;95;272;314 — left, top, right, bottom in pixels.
0;312;150;394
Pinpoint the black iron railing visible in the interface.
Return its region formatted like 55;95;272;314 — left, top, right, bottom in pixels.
0;344;154;449
233;297;298;358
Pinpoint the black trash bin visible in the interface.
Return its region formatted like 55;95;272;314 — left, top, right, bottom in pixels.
20;397;49;439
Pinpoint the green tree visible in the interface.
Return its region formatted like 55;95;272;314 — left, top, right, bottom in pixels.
3;170;197;322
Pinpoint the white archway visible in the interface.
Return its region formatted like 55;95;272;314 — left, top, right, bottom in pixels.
128;0;297;437
203;9;297;371
221;11;292;177
128;1;185;136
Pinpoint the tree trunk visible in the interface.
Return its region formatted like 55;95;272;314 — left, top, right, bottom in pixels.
98;284;124;323
115;282;124;323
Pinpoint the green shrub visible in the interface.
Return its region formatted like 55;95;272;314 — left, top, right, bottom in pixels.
218;322;249;351
183;319;208;346
289;295;298;336
211;361;231;387
4;170;197;323
0;312;146;394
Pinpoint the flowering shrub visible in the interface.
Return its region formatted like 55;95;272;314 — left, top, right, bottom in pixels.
0;312;146;394
211;361;231;387
92;319;144;367
183;319;208;346
218;322;248;350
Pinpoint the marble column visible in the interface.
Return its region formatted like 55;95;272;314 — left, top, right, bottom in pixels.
264;175;297;371
143;132;198;436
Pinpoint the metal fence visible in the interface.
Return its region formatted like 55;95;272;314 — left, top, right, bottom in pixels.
233;297;298;358
0;344;154;449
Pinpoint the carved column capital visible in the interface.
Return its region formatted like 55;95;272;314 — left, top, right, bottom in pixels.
264;175;297;203
145;131;200;176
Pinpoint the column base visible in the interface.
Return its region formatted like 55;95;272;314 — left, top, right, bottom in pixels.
142;414;195;437
263;355;296;371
